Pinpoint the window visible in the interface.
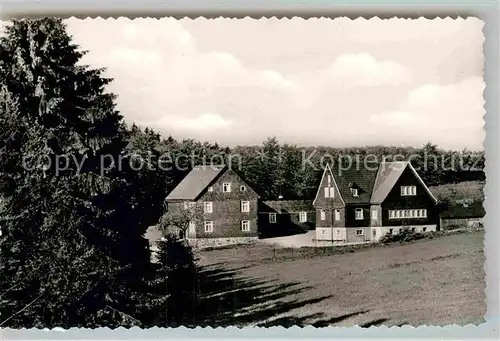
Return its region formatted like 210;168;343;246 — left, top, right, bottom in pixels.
240;185;246;191
241;220;250;232
389;228;394;235
371;209;378;220
188;221;196;235
335;209;341;221
184;201;195;210
324;186;335;198
389;209;427;219
355;208;364;220
423;227;427;232
241;201;250;213
203;201;213;213
204;221;214;233
411;227;416;233
351;188;358;197
401;186;417;196
222;182;231;192
269;213;277;223
207;186;214;192
356;229;364;236
299;212;307;223
320;209;326;221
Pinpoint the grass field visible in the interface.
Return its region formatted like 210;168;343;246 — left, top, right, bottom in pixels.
429;181;485;202
195;231;485;327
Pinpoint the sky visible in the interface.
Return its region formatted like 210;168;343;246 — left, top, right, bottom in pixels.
55;18;486;150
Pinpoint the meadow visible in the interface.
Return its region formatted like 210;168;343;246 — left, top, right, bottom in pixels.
195;231;485;327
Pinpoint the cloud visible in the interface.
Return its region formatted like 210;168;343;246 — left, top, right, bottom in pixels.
326;53;412;87
368;77;485;149
61;18;483;150
139;113;232;132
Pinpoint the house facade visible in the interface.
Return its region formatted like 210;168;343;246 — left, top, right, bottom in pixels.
258;199;315;238
314;161;438;243
165;165;260;247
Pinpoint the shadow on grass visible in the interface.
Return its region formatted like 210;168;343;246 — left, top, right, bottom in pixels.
187;264;399;328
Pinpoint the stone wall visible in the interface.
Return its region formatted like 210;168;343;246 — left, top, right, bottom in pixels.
187;236;258;249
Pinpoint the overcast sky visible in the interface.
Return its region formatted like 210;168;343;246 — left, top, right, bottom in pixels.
62;18;484;150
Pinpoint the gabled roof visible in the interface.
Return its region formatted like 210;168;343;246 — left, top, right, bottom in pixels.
312;164;345;206
331;162;379;204
165;165;227;201
370;161;438;204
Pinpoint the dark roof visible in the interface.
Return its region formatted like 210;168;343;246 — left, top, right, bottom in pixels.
330;163;379;204
371;161;408;204
260;199;314;213
370;161;437;204
165;165;226;200
441;202;485;219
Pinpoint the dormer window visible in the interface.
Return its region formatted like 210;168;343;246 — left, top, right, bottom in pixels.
351;188;358;197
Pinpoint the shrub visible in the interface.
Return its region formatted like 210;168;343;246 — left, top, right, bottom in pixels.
379;228;426;244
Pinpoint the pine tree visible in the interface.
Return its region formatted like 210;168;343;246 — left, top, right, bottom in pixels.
0;18;162;328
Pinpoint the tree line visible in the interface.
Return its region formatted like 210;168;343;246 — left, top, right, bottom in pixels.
126;130;485;203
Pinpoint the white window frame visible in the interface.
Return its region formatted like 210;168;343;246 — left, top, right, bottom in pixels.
204;221;214;233
351;188;358;197
184;201;195;210
320;209;326;221
188;221;196;234
389;209;427;219
324;186;335;198
299;212;307;223
241;200;250;213
222;182;231;193
355;208;364;220
334;209;341;221
240;185;246;192
371;209;378;220
207;186;214;192
203;201;213;213
241;220;250;232
401;185;417;196
356;229;364;236
269;213;277;223
329;187;335;198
